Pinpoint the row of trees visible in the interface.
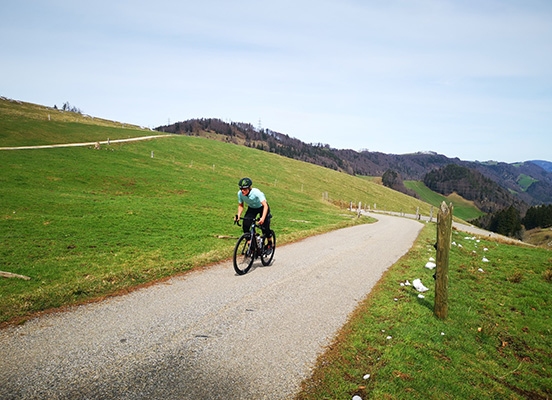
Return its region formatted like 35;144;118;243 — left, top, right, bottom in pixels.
522;204;552;230
53;101;82;114
472;203;552;239
381;170;419;198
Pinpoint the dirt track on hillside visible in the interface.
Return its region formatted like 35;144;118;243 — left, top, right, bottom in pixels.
0;134;173;150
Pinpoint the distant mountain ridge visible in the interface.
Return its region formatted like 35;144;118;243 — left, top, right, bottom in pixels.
529;160;552;173
156;118;552;207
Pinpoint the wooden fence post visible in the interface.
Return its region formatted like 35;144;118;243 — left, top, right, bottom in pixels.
434;201;453;319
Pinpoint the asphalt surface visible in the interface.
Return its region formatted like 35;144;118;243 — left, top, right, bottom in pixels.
370;209;526;245
0;214;423;400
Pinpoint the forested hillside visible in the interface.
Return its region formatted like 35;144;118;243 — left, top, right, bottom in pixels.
423;164;528;214
156;118;552;207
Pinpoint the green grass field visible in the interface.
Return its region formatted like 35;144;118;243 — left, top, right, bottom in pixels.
405;180;485;221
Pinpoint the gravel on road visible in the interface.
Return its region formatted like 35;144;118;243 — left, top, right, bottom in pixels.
0;214;423;400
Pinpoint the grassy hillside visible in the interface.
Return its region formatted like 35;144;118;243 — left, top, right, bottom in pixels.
0;97;153;147
0;99;432;324
405;180;485;221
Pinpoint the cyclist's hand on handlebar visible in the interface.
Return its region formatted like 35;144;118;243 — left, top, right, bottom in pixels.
234;215;240;224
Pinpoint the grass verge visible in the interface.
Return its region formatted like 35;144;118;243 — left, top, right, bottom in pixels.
296;223;552;399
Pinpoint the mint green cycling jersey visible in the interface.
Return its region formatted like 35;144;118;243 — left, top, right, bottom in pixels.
238;188;266;208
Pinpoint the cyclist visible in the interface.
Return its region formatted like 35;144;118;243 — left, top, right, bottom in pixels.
234;177;273;254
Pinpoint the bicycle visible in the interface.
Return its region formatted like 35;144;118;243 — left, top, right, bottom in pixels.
233;217;276;275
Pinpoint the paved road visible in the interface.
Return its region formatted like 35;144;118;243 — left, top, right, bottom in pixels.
0;214;423;400
370;209;526;245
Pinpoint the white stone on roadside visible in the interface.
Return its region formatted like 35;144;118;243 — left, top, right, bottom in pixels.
418;294;425;299
386;336;392;340
353;396;362;400
482;257;489;262
425;262;436;270
478;268;484;272
363;374;371;380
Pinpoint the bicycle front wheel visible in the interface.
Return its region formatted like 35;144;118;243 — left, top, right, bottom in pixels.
233;234;254;275
260;230;276;266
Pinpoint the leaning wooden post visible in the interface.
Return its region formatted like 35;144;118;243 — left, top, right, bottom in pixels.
434;201;453;319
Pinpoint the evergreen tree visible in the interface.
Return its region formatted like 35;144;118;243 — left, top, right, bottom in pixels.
489;206;522;238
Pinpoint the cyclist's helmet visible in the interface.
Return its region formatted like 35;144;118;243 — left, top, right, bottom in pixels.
238;177;252;189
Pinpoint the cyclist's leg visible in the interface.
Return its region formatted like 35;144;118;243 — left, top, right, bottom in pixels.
261;206;273;247
242;207;257;233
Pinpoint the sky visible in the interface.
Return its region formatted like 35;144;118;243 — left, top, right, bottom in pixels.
2;0;552;163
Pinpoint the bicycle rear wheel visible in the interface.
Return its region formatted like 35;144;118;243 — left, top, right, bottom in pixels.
233;234;254;275
260;230;276;266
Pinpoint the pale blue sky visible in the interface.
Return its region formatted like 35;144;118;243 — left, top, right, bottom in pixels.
2;0;551;163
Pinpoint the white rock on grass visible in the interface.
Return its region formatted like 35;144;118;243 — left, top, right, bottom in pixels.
425;262;436;270
413;278;429;292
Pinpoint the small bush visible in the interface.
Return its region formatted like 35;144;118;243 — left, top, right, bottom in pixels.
543;269;552;283
507;271;524;283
